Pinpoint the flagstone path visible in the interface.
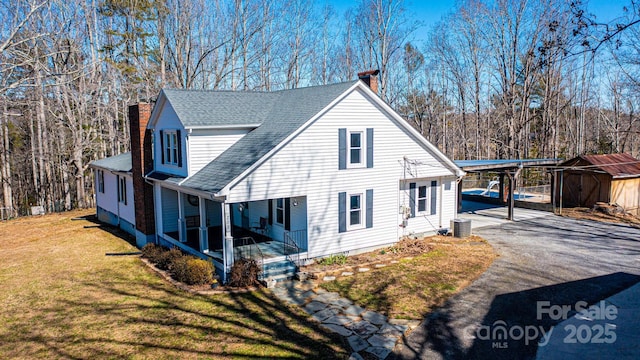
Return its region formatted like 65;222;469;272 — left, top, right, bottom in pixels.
271;281;420;360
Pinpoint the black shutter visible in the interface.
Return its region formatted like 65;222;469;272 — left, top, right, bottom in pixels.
409;182;416;218
366;128;373;168
176;129;183;167
159;130;165;164
123;178;127;205
366;189;373;228
284;198;291;231
338;128;347;169
338;192;346;233
431;180;437;215
268;199;273;225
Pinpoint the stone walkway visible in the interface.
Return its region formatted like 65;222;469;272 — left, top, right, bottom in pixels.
271;281;420;360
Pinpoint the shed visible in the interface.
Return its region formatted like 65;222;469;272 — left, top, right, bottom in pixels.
557;153;640;215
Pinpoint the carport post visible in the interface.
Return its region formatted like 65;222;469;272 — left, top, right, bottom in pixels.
499;173;505;204
507;172;514;220
506;167;522;221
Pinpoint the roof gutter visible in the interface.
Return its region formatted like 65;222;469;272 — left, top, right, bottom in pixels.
185;124;261;130
144;174;220;201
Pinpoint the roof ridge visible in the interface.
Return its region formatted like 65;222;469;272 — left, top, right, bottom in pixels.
162;81;358;95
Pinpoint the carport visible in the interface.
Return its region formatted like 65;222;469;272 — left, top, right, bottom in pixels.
454;159;561;220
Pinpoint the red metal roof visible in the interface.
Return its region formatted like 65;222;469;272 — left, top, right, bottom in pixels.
580;153;640;178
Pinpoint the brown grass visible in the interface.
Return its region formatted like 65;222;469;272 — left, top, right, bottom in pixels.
0;210;348;359
319;235;497;320
561;207;640;228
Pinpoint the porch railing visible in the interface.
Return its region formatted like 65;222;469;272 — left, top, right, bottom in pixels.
284;229;307;251
284;229;306;267
233;236;265;278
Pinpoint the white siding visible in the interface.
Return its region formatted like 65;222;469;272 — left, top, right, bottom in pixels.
96;170;118;215
119;174;135;225
161;187;179;232
228;88;458;258
153;101;188;177
398;176;457;236
95;170;135;227
289;197;307;232
188;129;249;175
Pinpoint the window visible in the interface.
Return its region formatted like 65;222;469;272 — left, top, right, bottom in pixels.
339;190;373;232
117;176;127;205
275;198;284;224
97;170;104;193
349;194;362;228
339;128;373;169
417;185;427;212
164;130;179;165
349;132;363;165
409;181;437;217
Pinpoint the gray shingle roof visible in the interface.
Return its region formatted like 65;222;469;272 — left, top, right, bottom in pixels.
162;89;279;127
147;171;185;185
90;152;132;172
180;81;359;193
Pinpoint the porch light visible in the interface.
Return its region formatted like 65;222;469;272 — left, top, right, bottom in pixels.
292;198;299;206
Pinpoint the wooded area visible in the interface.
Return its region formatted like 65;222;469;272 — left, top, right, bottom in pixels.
1;0;639;216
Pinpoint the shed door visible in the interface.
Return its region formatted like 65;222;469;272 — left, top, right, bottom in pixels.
564;173;603;208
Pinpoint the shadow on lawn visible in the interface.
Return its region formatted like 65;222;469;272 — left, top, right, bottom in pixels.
4;219;348;359
14;272;349;359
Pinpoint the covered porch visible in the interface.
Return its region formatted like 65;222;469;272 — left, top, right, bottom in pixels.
155;186;308;279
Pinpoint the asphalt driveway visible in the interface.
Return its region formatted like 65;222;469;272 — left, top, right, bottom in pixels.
392;209;640;360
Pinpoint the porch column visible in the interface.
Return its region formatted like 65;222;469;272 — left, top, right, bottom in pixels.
222;202;234;273
154;184;163;242
177;191;186;242
199;196;208;252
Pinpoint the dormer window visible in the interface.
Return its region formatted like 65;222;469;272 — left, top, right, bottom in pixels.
160;129;182;167
165;131;178;165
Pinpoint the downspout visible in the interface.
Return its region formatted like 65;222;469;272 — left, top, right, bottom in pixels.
456;174;465;214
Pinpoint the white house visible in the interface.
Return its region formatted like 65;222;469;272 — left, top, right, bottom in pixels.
90;152;136;236
91;73;465;282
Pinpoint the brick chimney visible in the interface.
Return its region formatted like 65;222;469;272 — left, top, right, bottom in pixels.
358;69;380;93
129;103;156;244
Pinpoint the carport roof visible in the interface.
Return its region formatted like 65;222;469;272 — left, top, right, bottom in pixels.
455;158;561;172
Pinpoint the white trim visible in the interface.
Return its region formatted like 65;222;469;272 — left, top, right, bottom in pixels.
416;184;428;214
347;129;366;169
185;124;261;130
413;180;438;216
148;92;167;128
145;176;220;201
347;192;364;231
164;130;179;166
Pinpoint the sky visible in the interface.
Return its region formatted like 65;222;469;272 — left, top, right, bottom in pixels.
326;0;631;41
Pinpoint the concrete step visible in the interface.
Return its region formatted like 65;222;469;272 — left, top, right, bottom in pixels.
262;260;298;281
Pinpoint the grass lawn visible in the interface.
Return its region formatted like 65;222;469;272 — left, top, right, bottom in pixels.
0;210;348;359
320;235;497;320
